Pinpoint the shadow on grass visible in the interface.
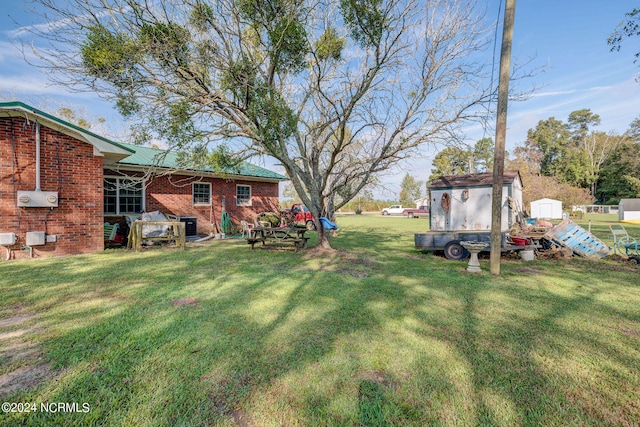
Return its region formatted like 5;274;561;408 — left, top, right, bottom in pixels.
0;224;638;426
446;261;639;426
1;243;400;425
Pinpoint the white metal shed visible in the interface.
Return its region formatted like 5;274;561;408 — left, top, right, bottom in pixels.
530;198;563;219
619;199;640;221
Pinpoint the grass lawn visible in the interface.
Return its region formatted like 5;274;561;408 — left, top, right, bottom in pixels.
1;215;639;426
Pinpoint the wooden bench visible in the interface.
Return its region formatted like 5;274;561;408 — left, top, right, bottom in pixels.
291;238;309;251
247;228;309;251
247;237;267;249
128;220;186;252
247;237;309;251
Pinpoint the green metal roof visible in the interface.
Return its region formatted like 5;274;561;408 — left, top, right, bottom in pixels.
116;142;288;181
0;101;287;181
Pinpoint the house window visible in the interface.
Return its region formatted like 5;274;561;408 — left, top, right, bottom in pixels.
236;185;251;206
104;177;145;214
193;182;211;205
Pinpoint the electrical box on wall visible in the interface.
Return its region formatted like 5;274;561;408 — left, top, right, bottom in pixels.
0;233;17;246
17;191;59;208
26;231;46;246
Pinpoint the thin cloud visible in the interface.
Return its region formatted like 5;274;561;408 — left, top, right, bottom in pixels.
0;73;96;100
8;16;76;38
7;9;120;39
0;74;62;95
533;89;578;97
0;39;21;62
534;85;613;98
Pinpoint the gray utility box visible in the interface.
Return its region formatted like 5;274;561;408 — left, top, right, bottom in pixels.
0;233;17;246
17;191;59;208
26;231;46;246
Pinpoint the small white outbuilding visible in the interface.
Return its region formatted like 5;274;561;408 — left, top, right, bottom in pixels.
530;198;563;220
619;198;640;221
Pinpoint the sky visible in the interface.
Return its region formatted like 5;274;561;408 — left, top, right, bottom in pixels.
1;0;639;200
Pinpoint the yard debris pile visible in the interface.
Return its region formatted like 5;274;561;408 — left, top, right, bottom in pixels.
509;218;610;259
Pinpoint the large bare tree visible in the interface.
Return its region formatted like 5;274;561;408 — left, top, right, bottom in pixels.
23;0;502;249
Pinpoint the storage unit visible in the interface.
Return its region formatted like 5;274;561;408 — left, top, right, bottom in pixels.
530;198;563;219
619;199;640;221
179;216;198;237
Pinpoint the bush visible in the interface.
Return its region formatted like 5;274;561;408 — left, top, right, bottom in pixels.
570;209;584;219
257;211;281;227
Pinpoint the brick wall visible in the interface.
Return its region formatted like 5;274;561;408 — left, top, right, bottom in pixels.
132;173;279;234
0;117;104;260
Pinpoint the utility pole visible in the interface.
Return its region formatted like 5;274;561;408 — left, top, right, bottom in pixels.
490;0;516;275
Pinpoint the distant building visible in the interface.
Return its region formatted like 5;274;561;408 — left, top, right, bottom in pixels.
530;198;563;219
413;197;430;209
619;199;640;221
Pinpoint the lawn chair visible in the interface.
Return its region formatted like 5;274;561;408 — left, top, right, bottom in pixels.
240;220;254;238
609;224;639;256
104;222;120;247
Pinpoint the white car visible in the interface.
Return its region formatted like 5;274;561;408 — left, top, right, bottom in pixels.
381;205;405;215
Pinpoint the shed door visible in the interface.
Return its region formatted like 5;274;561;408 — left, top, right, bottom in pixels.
540;203;553;219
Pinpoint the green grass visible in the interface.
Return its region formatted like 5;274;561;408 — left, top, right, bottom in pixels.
1;215;639;426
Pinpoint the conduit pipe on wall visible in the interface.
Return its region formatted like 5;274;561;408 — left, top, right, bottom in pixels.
16;119;58;208
35;120;41;191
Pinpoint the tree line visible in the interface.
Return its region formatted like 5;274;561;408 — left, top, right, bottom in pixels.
395;109;639;211
511;109;639;206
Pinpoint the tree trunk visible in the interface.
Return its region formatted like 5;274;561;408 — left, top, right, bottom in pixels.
310;205;336;252
287;175;335;251
316;225;333;251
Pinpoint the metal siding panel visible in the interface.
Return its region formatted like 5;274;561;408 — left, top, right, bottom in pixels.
415;233;434;249
430;189;446;231
434;233;455;247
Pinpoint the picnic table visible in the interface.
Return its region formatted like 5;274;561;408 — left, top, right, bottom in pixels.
247;226;310;251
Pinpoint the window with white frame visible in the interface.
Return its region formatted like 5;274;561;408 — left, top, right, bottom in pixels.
236;184;251;206
193;182;211;205
104;177;145;214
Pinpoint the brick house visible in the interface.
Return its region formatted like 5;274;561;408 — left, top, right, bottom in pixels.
0;102;286;260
